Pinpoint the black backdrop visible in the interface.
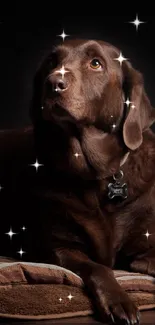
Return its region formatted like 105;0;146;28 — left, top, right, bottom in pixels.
0;13;155;131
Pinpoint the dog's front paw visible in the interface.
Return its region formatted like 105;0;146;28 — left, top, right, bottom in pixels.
97;286;140;324
86;266;140;324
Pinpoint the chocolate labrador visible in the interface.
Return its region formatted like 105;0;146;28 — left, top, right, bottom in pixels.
1;39;155;324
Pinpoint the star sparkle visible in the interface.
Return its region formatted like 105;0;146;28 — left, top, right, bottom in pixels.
21;226;26;231
112;123;117;129
59;297;62;302
5;227;17;239
55;65;68;79
67;293;74;300
144;230;151;239
124;98;133;107
74;153;81;158
114;52;128;66
129;14;145;31
131;104;136;109
17;248;25;257
30;159;44;171
58;29;69;41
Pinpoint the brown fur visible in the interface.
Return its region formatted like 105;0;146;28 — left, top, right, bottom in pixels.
1;39;155;324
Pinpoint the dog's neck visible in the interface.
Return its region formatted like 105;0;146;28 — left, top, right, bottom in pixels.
38;120;129;180
78;124;128;179
36;121;155;206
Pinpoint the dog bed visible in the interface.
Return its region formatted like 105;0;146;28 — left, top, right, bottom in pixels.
0;257;155;320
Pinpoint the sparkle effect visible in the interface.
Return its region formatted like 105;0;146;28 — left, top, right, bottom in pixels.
17;248;25;257
124;98;133;107
144;230;151;239
74;153;81;158
58;30;69;41
21;226;26;231
30;159;44;171
129;15;145;31
0;185;3;191
55;65;68;79
59;298;62;302
67;293;74;300
5;227;17;239
114;52;128;66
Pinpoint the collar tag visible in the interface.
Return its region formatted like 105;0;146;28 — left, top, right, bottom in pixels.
108;170;128;200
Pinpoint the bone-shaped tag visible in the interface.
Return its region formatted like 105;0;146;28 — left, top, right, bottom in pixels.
108;182;128;199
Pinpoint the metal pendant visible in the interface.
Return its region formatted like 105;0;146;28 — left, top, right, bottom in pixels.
108;170;128;200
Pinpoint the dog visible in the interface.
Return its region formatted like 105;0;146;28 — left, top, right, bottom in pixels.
1;38;155;324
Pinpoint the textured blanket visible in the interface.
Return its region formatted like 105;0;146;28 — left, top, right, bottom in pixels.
0;257;155;320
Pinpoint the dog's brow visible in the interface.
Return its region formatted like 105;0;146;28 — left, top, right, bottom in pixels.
82;42;104;57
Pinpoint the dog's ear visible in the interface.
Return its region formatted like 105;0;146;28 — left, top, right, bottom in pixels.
122;61;155;150
29;53;52;125
29;68;42;124
29;62;46;125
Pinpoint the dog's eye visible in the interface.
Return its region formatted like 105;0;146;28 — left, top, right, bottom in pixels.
90;59;102;69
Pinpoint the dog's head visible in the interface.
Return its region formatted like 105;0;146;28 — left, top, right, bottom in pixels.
30;39;155;151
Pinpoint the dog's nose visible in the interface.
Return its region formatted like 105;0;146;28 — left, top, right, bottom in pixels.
55;79;67;92
49;75;68;93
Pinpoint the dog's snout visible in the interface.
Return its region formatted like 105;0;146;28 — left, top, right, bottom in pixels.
49;75;68;93
56;79;67;91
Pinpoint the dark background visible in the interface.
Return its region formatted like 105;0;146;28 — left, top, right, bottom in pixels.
0;12;155;264
0;13;155;130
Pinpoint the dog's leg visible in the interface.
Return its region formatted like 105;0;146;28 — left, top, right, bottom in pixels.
130;248;155;277
52;248;140;324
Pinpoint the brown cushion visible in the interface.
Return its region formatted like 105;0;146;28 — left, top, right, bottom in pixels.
0;257;155;321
